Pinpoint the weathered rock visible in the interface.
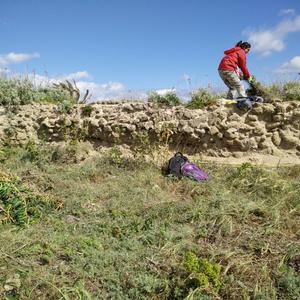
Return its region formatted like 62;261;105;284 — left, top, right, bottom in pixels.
189;116;208;128
0;102;299;158
181;125;194;134
246;115;258;122
210;126;219;135
273;114;284;122
272;131;281;146
280;129;299;148
266;122;281;130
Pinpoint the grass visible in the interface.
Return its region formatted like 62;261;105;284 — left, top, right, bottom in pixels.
0;144;299;299
148;92;182;107
1;77;300;108
186;89;218;109
0;78;73;106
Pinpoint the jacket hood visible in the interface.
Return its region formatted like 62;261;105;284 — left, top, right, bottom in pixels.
224;47;242;55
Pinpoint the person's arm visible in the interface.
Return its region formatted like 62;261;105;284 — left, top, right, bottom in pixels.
237;51;250;80
236;67;243;79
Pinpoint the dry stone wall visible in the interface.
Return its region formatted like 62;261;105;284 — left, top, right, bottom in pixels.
0;101;300;157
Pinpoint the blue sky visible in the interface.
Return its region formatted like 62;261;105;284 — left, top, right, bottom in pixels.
1;0;300;100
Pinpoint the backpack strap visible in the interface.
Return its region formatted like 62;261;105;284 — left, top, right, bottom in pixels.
174;152;183;157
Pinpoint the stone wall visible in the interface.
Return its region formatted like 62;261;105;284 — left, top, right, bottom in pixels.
0;101;300;157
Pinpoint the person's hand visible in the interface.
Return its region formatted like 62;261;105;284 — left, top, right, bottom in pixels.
248;76;255;84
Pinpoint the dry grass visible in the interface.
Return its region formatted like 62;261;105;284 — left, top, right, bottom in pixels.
0;144;299;299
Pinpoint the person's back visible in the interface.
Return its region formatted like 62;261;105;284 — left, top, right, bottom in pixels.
218;46;250;80
218;41;252;99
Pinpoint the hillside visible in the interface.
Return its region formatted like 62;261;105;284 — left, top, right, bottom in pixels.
0;82;300;299
0;143;299;299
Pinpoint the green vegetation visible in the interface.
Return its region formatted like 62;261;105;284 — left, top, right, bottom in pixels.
0;78;73;105
148;91;182;106
0;171;56;226
1;77;300;109
147;81;300;109
282;81;300;101
186;89;218;109
0;143;299;299
184;252;222;292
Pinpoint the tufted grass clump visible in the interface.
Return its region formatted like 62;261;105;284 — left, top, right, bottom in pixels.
148;91;182;106
0;171;55;226
81;104;94;117
282;81;300;101
247;77;273;101
186;89;217;109
248;79;300;102
276;265;300;300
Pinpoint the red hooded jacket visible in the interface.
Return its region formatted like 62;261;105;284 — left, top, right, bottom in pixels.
218;47;250;80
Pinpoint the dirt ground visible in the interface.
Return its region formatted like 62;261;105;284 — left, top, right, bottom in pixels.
198;153;300;167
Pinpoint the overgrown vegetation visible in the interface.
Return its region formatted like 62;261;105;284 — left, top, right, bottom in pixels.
0;77;91;108
148;91;182;106
147;81;300;109
186;89;218;109
0;143;299;299
0;171;56;226
1;77;300;109
0;78;73;105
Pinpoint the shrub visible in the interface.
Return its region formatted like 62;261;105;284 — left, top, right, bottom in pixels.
148;92;181;106
282;81;300;101
0;78;32;105
186;89;217;109
0;78;72;106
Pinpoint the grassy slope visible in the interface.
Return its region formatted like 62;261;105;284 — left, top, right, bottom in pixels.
0;145;299;299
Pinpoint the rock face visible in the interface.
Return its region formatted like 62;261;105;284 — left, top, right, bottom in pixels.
0;101;300;157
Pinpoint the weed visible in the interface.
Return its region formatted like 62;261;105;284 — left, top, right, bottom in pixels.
21;140;41;163
0;145;299;299
57;100;73;114
148;92;182;106
184;251;222;292
186;89;217;109
283;81;300;101
0;78;72;106
276;265;300;299
247;76;273;101
3;126;17;138
81;104;94;117
0;171;54;226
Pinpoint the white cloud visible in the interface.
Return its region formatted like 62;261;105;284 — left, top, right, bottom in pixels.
276;56;300;73
57;71;90;81
155;88;176;95
0;67;11;74
0;52;40;66
76;80;133;100
279;9;295;16
244;13;300;56
181;74;191;82
21;71;146;101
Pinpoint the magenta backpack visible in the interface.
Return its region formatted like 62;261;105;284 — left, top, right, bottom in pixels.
166;152;208;182
181;162;209;182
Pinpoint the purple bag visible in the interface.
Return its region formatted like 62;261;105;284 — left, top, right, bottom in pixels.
181;162;209;182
